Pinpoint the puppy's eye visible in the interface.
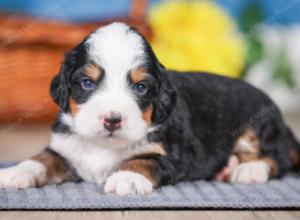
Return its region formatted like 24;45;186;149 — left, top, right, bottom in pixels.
134;83;148;95
81;78;96;90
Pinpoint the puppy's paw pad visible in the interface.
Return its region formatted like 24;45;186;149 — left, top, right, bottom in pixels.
104;171;153;196
229;161;270;184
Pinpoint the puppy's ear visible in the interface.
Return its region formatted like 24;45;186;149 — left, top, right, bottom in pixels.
50;70;70;112
153;66;177;123
50;42;87;112
50;51;76;112
50;73;62;105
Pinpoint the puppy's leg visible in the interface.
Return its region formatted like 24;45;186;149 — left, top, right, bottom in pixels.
0;149;76;189
104;158;156;196
105;154;164;196
229;129;279;184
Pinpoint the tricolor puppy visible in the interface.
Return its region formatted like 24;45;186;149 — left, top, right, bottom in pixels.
0;22;299;195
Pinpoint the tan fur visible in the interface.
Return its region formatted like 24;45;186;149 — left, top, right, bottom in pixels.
69;99;79;116
237;152;259;163
121;143;167;187
32;150;75;184
147;143;166;156
84;63;102;81
233;129;279;178
130;67;148;84
290;148;300;169
234;129;260;163
142;105;153;125
262;157;278;177
121;158;158;187
234;129;260;155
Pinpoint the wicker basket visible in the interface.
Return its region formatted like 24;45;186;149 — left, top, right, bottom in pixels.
0;0;151;122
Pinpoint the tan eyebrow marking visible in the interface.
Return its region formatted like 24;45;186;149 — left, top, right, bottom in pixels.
84;63;102;81
130;67;149;84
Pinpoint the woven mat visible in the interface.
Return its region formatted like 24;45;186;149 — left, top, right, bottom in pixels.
0;164;300;210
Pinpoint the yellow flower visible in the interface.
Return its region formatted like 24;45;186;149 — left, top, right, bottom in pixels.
149;0;246;78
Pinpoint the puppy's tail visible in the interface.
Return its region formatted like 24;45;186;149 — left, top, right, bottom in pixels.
286;126;300;170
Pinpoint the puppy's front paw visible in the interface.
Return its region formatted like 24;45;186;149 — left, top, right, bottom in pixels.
0;160;46;189
229;161;270;184
104;171;153;196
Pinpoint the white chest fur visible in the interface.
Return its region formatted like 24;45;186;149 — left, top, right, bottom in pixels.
50;133;127;184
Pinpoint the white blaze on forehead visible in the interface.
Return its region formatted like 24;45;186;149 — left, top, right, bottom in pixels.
86;22;145;87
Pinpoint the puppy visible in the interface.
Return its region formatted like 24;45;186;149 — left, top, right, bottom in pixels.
0;22;299;196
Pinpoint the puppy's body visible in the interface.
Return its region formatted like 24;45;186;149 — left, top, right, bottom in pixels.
152;71;299;183
0;23;299;195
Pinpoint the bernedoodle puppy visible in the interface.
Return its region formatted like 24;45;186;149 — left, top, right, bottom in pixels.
0;22;299;195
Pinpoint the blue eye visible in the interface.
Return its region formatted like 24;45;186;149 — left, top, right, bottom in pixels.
134;83;148;95
81;78;96;90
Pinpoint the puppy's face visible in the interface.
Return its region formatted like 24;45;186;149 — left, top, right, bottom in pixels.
51;23;175;146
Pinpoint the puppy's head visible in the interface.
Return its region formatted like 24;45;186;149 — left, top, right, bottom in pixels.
50;23;176;146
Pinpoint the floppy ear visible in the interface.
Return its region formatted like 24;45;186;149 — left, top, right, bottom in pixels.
153;67;177;123
50;42;87;112
50;70;70;112
50;52;75;112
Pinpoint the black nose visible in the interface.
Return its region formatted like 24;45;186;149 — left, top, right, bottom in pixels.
104;115;122;132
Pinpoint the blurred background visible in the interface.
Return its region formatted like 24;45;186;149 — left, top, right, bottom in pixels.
0;0;299;162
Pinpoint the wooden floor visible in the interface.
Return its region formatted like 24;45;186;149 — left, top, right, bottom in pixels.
0;113;299;219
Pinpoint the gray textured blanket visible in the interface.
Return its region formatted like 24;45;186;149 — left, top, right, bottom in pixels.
0;173;300;210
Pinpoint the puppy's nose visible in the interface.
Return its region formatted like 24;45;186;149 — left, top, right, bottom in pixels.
104;115;122;132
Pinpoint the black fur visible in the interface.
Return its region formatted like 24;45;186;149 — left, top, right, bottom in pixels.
152;72;177;123
147;71;299;185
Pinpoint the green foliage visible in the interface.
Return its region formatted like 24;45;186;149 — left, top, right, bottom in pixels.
239;1;295;89
273;50;295;88
246;34;264;68
240;2;263;34
239;1;264;78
